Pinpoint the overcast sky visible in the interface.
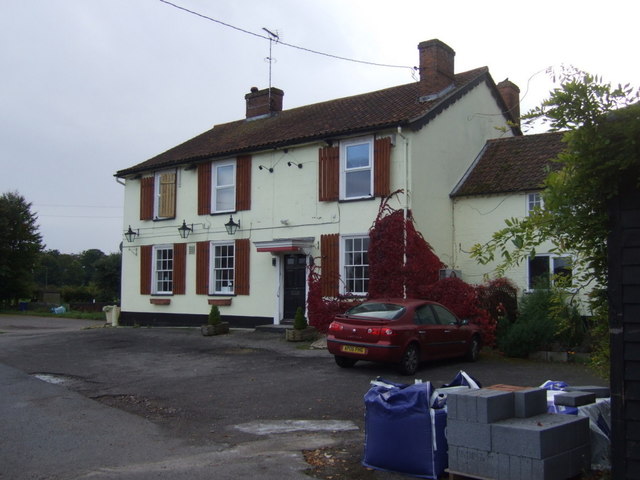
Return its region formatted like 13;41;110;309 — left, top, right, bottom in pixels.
1;0;638;254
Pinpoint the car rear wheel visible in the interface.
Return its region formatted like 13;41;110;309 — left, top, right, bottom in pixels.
398;343;420;375
466;335;480;362
334;355;358;368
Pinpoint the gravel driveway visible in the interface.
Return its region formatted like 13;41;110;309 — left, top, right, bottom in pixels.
0;315;607;479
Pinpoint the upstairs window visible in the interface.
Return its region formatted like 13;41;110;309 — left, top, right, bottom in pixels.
527;192;543;215
341;137;373;200
140;170;176;220
213;161;236;213
319;136;390;202
198;156;251;215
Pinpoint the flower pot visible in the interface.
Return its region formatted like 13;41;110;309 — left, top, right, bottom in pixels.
285;326;317;342
201;322;230;336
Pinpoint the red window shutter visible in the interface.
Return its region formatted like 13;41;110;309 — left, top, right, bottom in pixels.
140;177;155;220
236;155;252;211
198;163;212;215
140;245;152;294
234;238;250;295
374;137;392;197
196;241;210;295
318;146;339;201
173;243;186;295
320;233;339;297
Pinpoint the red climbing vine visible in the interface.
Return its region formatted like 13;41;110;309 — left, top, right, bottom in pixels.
368;191;444;298
307;190;501;344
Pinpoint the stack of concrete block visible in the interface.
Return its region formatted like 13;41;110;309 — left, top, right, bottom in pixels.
447;387;590;480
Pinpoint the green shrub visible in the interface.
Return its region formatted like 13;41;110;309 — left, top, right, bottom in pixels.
208;305;221;325
498;287;557;357
293;307;308;330
498;282;587;358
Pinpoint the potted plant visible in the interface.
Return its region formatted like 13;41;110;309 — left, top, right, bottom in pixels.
201;304;230;336
285;307;317;342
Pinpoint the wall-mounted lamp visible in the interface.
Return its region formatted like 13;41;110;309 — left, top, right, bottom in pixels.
224;215;240;235
178;220;193;239
258;165;274;173
287;161;303;169
124;225;139;243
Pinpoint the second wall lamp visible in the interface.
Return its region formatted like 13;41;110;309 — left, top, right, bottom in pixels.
178;220;193;239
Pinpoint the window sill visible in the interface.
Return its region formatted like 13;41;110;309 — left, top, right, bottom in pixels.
208;298;232;306
150;298;171;305
338;196;376;203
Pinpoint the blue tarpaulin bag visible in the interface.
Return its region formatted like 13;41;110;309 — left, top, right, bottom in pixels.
363;380;447;479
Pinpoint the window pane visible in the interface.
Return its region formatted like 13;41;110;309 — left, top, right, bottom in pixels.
216;187;234;212
528;256;550;289
346;143;370;169
346;170;371;198
553;257;572;284
217;165;234;187
433;305;457;325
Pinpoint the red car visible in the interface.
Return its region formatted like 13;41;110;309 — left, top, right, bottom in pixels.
327;298;482;375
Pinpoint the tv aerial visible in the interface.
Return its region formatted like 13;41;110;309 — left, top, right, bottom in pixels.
262;27;279;91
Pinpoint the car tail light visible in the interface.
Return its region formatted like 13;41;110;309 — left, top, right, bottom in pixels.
328;322;343;332
381;327;395;336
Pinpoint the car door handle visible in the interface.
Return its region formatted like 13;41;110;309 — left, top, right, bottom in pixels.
444;330;451;333
418;330;426;334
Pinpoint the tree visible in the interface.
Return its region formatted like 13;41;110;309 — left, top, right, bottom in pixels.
471;68;639;294
0;192;44;305
93;253;121;301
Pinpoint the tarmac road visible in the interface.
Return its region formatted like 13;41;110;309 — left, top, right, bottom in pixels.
0;315;608;479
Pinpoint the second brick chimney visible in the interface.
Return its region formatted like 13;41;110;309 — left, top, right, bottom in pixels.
417;39;456;98
497;79;521;126
245;87;284;119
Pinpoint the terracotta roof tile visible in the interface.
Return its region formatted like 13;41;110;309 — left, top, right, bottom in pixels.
451;132;566;197
117;67;499;176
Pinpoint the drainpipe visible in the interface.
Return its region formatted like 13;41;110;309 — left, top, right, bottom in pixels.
397;126;410;298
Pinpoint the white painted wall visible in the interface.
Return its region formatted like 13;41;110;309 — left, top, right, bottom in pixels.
408;81;514;267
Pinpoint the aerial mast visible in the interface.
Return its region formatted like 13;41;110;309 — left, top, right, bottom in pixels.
262;27;279;107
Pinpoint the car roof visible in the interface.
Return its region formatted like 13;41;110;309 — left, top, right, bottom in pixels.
362;298;440;308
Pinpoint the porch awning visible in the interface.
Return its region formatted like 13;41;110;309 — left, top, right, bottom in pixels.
254;237;315;253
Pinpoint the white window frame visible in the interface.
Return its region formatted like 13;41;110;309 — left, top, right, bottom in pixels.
210;241;235;295
527;254;573;290
340;235;369;295
340;136;374;200
153;169;177;220
152;244;173;294
527;192;543;215
211;160;236;213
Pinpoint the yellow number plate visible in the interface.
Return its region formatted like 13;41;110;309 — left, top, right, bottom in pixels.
342;345;367;355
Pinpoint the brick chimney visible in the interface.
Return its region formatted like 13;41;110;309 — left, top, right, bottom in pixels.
417;39;455;98
497;79;521;126
245;87;284;119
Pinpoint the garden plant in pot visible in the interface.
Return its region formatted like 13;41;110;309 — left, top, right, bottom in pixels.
201;304;230;336
285;307;317;342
